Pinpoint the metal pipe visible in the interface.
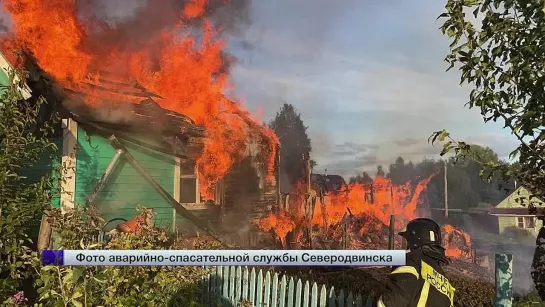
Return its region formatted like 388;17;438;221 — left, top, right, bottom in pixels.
86;148;124;206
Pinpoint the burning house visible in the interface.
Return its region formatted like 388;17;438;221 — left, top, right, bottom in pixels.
0;51;279;247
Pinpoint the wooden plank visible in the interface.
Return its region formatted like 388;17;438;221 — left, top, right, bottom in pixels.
310;283;318;307
347;292;354;306
272;273;279;307
303;280;310;307
264;271;272;307
338;289;345;307
279;275;287;307
223;265;230;299
242;267;250;301
236;266;243;305
256;270;263;306
200;273;206;306
355;294;363;307
215;266;223;305
328;287;336;307
319;285;327;307
229;266;236;304
205;270;212;306
295;279;303;307
287;277;295;307
250;268;257;304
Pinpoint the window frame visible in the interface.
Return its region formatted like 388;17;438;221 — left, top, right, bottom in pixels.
524;216;536;229
174;157;200;205
516;217;525;228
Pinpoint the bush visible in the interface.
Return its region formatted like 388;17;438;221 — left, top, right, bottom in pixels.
35;205;209;306
514;291;545;307
0;69;59;303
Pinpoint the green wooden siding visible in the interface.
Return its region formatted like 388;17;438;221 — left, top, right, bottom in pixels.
496;186;545;236
75;126;176;228
498;216;543;236
0;65;9;96
496;186;545;209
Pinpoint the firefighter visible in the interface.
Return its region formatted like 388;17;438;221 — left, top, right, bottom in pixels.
376;218;455;307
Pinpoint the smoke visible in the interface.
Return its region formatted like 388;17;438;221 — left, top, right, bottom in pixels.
72;0;253;50
461;215;536;294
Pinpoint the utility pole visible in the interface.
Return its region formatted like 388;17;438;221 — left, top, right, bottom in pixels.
444;161;448;218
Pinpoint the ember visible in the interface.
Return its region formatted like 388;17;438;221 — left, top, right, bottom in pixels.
1;0;278;199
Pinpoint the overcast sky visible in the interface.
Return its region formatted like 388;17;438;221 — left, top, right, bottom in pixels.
0;0;519;179
226;0;518;178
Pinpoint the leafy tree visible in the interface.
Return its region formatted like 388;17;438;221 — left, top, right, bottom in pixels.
434;0;545;202
387;157;416;185
0;71;59;301
436;0;545;298
376;165;385;177
269;103;312;185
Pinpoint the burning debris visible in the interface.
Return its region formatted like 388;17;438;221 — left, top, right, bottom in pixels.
257;169;477;262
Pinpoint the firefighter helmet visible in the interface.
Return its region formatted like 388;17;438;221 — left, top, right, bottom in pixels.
398;218;443;249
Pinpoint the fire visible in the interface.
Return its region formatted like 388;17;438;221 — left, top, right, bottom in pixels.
257;174;435;243
2;0;278;199
442;224;473;259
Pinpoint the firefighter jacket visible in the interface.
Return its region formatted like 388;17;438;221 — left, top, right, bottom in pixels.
376;247;455;307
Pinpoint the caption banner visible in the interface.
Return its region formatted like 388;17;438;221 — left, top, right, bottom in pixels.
41;250;406;267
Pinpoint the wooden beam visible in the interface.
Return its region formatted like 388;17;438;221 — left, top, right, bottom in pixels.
60;118;78;212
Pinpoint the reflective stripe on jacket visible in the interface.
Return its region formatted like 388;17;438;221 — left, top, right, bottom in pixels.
376;249;455;307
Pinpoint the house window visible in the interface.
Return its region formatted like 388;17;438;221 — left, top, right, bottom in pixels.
179;160;200;204
525;217;536;229
517;217;524;228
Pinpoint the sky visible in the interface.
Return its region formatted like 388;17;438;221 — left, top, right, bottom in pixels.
225;0;519;178
0;0;520;179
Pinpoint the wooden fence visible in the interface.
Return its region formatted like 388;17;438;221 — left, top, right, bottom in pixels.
198;253;514;306
200;266;373;307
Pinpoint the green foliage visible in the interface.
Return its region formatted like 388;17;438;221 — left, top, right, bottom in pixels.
36;206;207;306
433;0;545;207
514;291;545;307
0;69;59;302
269;103;313;185
436;0;545;299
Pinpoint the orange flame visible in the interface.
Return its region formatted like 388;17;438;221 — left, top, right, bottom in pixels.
2;0;277;199
257;174;436;242
442;224;473;259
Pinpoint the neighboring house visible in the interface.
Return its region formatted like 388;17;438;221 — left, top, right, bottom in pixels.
1;51;280;245
489;186;545;236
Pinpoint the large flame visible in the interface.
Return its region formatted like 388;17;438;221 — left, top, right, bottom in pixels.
2;0;277;198
258;174;435;242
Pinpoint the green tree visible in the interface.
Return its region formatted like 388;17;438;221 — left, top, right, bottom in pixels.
436;0;545;298
0;71;59;301
349;171;373;184
387;156;416;185
434;0;545;202
269;103;313;185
